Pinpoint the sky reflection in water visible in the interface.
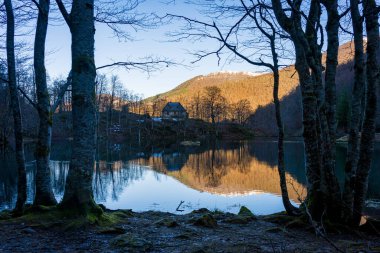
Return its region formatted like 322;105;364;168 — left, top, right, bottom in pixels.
0;141;379;214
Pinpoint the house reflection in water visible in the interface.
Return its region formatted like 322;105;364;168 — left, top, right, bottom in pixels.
1;141;379;214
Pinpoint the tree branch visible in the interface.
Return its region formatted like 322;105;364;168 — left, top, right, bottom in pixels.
31;0;44;14
17;87;38;110
52;71;72;112
167;13;274;70
55;0;71;28
96;58;182;75
0;76;9;83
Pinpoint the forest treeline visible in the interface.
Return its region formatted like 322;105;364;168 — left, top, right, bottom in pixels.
147;41;380;136
0;0;379;235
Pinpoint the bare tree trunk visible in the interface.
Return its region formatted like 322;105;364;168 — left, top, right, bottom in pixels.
323;2;342;212
59;0;101;215
353;0;379;225
294;51;323;218
271;0;344;220
33;0;57;206
323;0;339;152
273;67;299;216
307;0;341;219
5;0;27;213
342;0;366;222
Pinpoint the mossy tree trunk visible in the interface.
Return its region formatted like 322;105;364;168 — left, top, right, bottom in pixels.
33;0;57;207
57;0;101;215
5;0;27;213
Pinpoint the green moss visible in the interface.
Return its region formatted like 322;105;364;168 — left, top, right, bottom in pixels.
155;218;179;228
111;233;153;250
261;212;294;223
225;216;250;224
238;206;255;218
5;206;123;230
110;209;134;219
211;208;224;215
191;208;210;214
192;214;217;228
97;226;126;235
0;210;12;220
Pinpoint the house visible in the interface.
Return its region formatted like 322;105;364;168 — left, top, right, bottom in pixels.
161;102;188;120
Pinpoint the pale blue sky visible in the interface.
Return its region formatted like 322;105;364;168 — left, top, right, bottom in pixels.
45;0;262;98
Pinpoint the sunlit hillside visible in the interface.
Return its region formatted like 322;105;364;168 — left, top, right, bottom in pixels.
148;68;299;113
151;41;357;108
147;40;380;135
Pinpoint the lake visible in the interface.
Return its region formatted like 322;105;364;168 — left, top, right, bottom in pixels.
0;140;379;215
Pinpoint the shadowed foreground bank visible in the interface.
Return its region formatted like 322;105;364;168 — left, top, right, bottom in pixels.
0;208;379;253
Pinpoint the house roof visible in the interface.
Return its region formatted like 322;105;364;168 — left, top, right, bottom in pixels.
162;102;186;112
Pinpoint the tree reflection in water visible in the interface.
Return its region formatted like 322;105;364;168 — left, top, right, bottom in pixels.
0;141;379;212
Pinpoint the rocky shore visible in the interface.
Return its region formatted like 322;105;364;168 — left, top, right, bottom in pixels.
0;207;379;253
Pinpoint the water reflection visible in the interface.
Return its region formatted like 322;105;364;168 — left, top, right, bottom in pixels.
0;141;379;214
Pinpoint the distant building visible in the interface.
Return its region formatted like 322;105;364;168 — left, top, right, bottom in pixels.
161;102;188;120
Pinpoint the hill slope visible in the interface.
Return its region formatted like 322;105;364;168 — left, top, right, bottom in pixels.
149;69;299;113
148;41;379;136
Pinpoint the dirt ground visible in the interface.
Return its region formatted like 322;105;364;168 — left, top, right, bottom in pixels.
0;208;379;253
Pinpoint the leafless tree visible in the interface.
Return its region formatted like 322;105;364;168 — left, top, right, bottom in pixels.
4;0;27;214
167;0;299;215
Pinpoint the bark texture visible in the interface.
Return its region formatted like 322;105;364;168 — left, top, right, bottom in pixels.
342;0;366;222
271;0;341;220
59;0;101;215
33;0;57;206
273;67;299;216
5;0;27;213
353;0;379;225
268;26;299;215
323;0;339;154
272;0;321;218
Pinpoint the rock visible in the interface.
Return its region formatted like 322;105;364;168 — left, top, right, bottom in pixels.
155;218;179;228
112;209;134;219
265;227;284;233
191;249;208;253
111;233;153;251
175;234;191;240
225;216;250;224
238;206;255;218
175;230;197;240
21;227;37;234
97;226;126;235
193;214;217;228
224;206;256;224
191;208;210;214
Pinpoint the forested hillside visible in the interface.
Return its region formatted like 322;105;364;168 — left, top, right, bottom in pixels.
148;41;380;136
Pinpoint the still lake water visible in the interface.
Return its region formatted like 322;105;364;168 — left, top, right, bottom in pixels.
0;140;379;215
